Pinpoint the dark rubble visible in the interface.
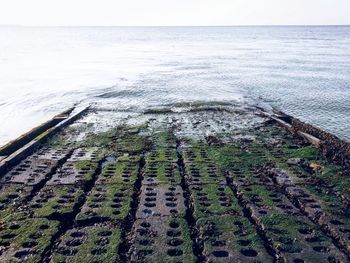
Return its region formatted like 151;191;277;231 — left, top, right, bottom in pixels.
0;106;349;263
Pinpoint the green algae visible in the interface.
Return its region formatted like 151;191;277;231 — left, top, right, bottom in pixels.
147;148;178;163
29;185;85;218
197;215;272;262
0;214;59;263
143;162;181;184
281;145;321;160
82;129;116;147
151;130;176;148
131;218;195;263
97;161;139;185
2;108;350;262
0;184;33;218
181;145;211;163
190;183;241;219
117;154;141;163
239;184;283;208
261;214;322;254
112;127;151;154
184;162;224;184
267;140;350;214
77;184;133;223
74;160;99;170
208;144;267;173
52;224;122;263
46;135;71;149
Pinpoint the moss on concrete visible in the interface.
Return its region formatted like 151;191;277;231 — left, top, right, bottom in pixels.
197;215;272;262
0;214;59;262
29;185;85;218
52;223;122;263
77;184;133;223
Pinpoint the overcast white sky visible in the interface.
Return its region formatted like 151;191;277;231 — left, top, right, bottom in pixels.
0;0;349;26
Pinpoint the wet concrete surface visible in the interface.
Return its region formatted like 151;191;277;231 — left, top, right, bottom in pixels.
0;105;349;262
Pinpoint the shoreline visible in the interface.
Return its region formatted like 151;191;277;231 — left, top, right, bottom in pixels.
1;106;348;174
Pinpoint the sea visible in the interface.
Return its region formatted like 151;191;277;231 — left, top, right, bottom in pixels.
0;26;349;146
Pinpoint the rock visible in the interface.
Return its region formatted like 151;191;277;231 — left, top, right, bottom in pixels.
206;134;223;146
269;168;294;187
286;158;303;165
309;162;324;172
266;138;280;146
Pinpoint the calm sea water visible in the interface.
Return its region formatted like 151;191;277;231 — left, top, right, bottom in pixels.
0;26;349;145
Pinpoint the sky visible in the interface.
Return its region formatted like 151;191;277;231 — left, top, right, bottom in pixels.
0;0;349;26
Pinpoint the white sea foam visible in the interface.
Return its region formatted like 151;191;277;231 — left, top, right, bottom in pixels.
0;26;349;145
